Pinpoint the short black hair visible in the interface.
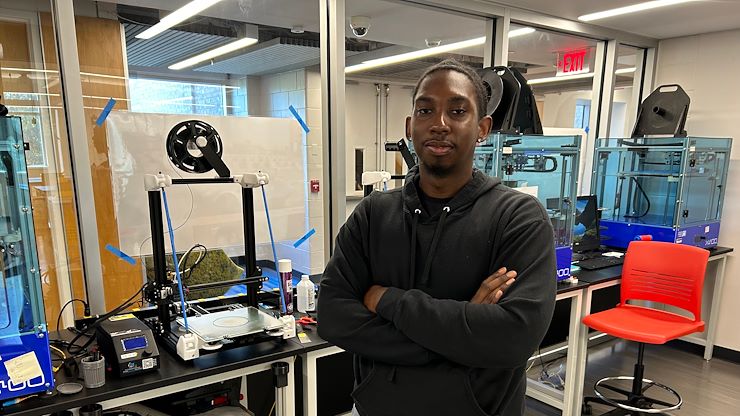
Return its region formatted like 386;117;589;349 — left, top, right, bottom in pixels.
411;58;488;120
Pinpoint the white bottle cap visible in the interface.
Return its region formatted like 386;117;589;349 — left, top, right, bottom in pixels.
278;259;292;273
301;274;310;280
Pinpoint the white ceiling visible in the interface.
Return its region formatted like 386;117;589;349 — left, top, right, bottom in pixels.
101;0;626;68
96;0;738;79
490;0;740;39
101;0;740;44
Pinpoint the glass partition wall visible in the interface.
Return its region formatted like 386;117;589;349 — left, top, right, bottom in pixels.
13;0;654;341
0;2;85;327
342;0;492;217
68;0;326;309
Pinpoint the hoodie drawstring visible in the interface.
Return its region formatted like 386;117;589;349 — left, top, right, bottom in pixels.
409;208;421;288
418;206;450;288
386;365;397;382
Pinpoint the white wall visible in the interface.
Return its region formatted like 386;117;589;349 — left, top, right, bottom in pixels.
305;70;325;275
541;87;635;135
655;29;740;352
345;82;380;197
106;112;305;267
247;69;325;275
344;81;414;218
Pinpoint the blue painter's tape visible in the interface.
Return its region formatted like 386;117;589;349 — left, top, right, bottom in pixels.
105;244;136;265
293;228;316;248
288;105;310;133
95;98;116;126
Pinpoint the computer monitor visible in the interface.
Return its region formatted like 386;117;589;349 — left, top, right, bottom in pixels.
573;195;600;253
545;197;560;210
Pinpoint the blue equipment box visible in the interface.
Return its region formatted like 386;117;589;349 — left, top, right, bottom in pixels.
600;220;720;250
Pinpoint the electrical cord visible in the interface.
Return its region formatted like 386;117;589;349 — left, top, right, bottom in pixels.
63;283;149;355
526;358;536;373
49;345;66;373
56;298;90;335
179;243;207;281
537;347;549;377
623;177;651;219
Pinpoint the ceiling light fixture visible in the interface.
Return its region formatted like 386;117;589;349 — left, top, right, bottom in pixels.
508;27;536;38
527;67;636;85
136;0;226;39
578;0;697;22
169;37;259;70
346;27;535;74
615;67;637;74
527;72;595;85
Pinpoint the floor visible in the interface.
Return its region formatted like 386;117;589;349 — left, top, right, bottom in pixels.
525;339;740;416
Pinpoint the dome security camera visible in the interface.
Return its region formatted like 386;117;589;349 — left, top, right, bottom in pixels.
425;39;442;47
350;16;371;38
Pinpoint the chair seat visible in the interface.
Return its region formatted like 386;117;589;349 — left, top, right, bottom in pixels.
582;304;705;344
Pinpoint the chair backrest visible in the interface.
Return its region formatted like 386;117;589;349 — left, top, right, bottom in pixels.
621;241;709;322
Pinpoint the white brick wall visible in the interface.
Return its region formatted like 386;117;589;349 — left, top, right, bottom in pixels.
249;69;326;275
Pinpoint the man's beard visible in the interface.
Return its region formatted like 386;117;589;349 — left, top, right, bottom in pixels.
421;160;455;178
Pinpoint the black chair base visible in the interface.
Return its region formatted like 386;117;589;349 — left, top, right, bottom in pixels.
582;344;682;415
583;376;682;414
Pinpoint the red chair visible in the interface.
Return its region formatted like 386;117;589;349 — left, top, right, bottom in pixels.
582;241;709;415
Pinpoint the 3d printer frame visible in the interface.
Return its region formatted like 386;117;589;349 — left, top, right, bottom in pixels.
143;174;282;358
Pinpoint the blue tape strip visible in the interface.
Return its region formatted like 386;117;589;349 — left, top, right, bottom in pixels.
293;228;316;248
95;98;116;126
105;244;136;265
288;105;310;133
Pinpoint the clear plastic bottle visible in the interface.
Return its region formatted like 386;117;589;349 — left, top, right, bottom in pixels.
296;274;316;313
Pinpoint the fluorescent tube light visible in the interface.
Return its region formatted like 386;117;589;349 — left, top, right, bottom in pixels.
346;37;486;74
578;0;697;22
136;0;226;40
508;27;536;38
527;67;637;85
346;28;535;74
527;73;595;85
169;37;259;70
615;67;637;74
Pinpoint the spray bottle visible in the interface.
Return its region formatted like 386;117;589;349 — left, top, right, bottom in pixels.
278;259;293;314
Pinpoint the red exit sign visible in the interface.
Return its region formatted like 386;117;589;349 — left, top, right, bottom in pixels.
557;49;590;76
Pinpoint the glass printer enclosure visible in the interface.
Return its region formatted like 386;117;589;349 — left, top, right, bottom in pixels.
592;136;732;249
474;133;580;279
0;116;53;399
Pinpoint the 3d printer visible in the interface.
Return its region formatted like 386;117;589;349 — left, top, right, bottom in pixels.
473;66;580;280
592;85;732;249
0;116;54;401
475;134;580;280
141;120;285;361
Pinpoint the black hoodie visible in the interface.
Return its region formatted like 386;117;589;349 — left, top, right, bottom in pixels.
318;166;556;416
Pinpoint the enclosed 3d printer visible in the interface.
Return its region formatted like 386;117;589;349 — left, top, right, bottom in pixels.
0;116;54;401
592;136;731;249
475;133;581;280
592;85;732;249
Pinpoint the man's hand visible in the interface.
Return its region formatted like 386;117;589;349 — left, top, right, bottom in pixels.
470;267;517;304
364;285;388;313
